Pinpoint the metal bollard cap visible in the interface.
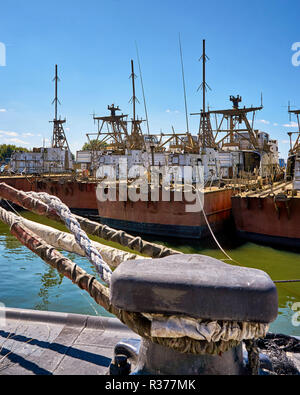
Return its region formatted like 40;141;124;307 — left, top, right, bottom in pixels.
110;254;278;323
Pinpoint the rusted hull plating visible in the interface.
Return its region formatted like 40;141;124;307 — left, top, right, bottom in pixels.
0;176;98;212
0;176;234;239
232;195;300;247
96;188;233;239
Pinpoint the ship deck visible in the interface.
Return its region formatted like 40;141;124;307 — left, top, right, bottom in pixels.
0;307;139;375
233;181;300;198
0;174;98;182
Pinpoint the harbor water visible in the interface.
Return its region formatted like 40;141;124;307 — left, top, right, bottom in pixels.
0;211;299;337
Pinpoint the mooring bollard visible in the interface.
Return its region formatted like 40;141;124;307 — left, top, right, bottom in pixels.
110;254;278;375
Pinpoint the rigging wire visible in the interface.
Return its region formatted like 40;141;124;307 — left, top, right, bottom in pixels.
179;33;190;134
135;41;150;135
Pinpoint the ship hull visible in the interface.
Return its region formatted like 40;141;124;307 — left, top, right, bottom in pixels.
232;195;300;248
95;215;211;239
0;176;98;215
0;176;234;240
235;230;300;248
96;188;233;239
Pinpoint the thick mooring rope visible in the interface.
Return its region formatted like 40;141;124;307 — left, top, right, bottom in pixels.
74;216;182;259
14;214;146;269
26;191;112;285
0;205;267;362
0;184;266;371
0;183;181;259
0;209;242;356
244;340;260;375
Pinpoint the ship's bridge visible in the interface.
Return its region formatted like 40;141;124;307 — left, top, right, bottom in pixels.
144;135;159;146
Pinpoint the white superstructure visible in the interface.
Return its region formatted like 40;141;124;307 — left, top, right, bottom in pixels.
9;147;73;174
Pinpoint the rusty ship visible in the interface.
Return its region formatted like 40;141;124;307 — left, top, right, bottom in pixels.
0;65;99;216
1;46;280;240
89;94;280;239
87;44;280;239
0;65;97;218
232;106;300;248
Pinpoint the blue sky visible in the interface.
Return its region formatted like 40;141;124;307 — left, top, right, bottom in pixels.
0;0;300;159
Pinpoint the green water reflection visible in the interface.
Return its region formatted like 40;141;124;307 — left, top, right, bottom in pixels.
0;211;299;336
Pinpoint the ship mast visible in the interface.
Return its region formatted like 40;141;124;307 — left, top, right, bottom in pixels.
193;95;263;152
51;65;70;151
287;106;300;154
87;60;146;162
129;59;145;149
89;104;128;152
130;59;137;123
135;42;150;135
191;40;216;149
201;39;208;127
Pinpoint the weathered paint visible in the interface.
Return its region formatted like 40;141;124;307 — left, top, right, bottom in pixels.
97;187;233;239
0;176;98;212
232;195;300;246
0;176;234;239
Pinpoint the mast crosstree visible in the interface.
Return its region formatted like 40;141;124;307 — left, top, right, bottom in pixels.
50;64;70;151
